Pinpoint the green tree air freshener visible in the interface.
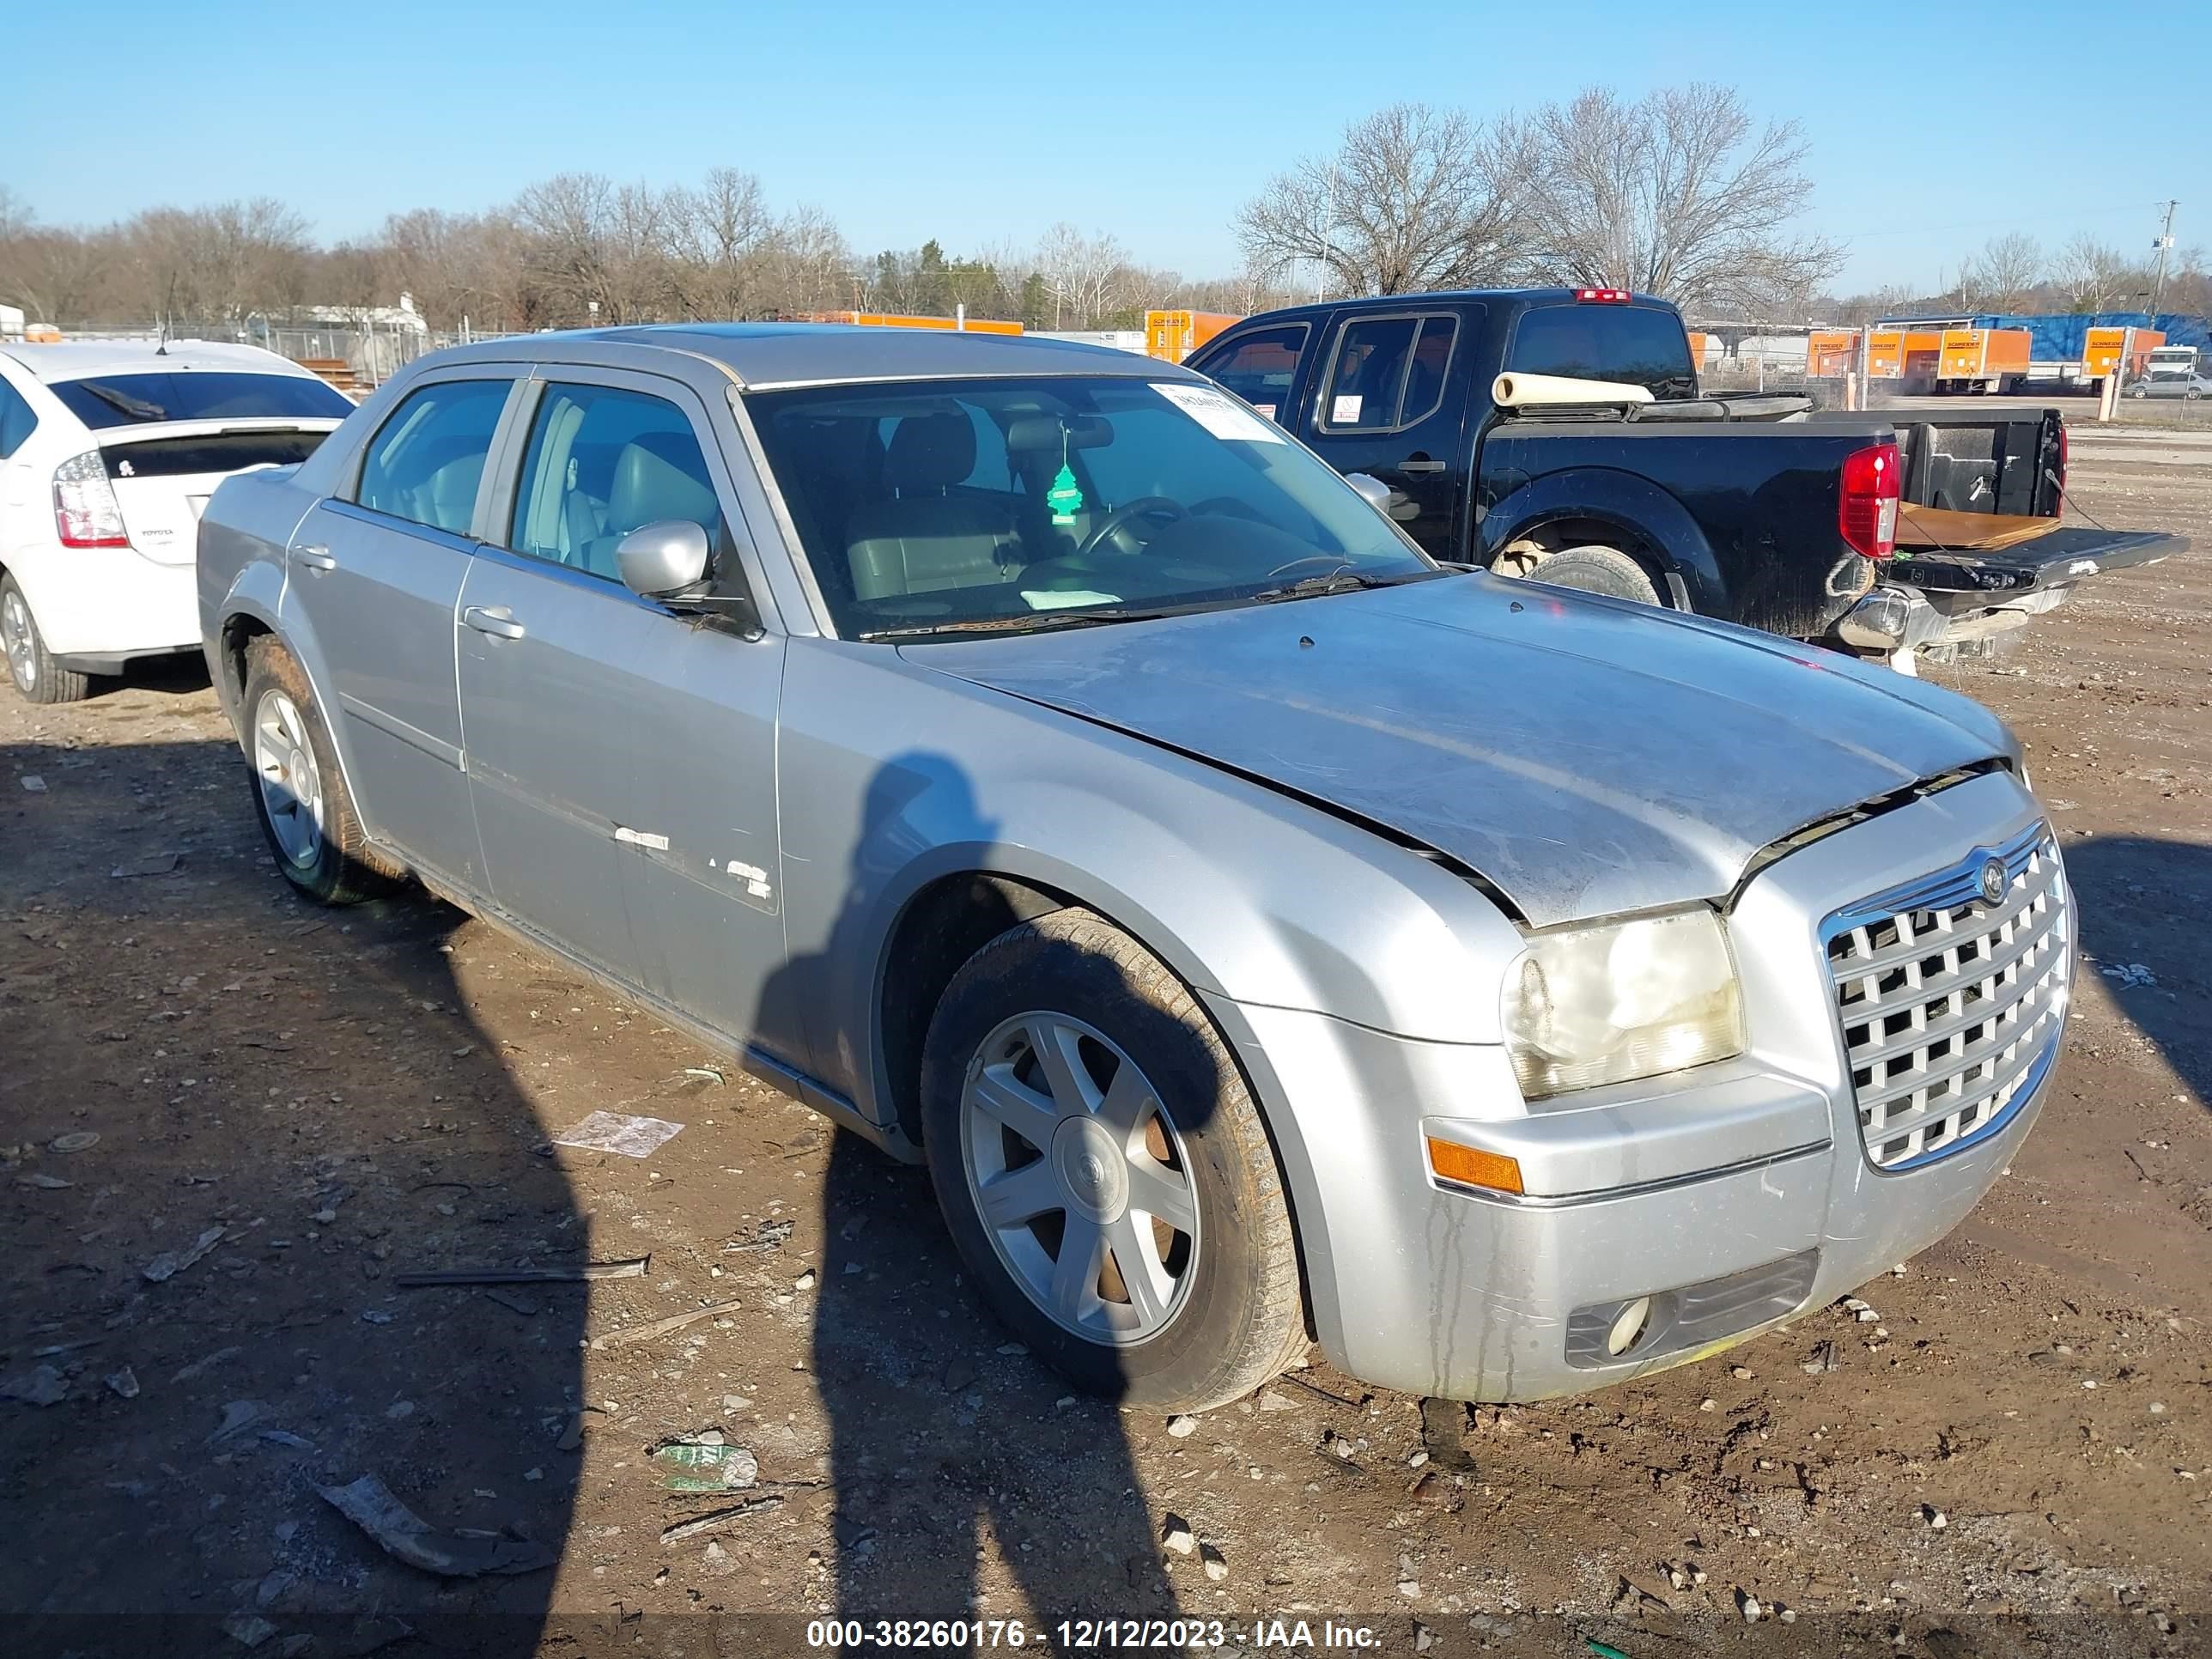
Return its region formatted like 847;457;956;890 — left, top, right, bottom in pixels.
1046;430;1085;526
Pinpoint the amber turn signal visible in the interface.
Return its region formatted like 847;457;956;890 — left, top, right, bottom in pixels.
1425;1137;1523;1195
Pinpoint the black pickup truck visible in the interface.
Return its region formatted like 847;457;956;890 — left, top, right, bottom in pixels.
1188;289;2185;661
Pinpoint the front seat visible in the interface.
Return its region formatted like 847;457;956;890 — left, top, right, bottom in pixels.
577;434;723;580
844;412;1018;600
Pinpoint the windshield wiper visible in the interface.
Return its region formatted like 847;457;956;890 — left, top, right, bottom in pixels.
1249;570;1398;605
858;607;1174;643
78;382;167;422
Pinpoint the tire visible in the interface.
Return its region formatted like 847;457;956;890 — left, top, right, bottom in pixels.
1519;544;1663;605
919;908;1307;1412
2;574;90;704
240;636;401;905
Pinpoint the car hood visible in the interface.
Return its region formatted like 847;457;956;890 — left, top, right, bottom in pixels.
902;574;2017;927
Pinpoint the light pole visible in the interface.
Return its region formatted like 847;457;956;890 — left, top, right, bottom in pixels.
2150;201;2179;318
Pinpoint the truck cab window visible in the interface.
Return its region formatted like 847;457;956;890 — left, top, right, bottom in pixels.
1195;324;1309;421
1318;315;1457;433
1507;304;1697;401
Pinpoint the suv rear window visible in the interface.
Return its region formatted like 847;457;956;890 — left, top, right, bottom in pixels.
50;372;354;429
1506;304;1696;401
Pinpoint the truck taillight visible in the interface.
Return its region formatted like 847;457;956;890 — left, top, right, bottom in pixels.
53;450;130;549
1575;288;1631;304
1839;441;1900;559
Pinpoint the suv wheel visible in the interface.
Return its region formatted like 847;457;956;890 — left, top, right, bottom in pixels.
1521;544;1663;605
240;637;401;904
2;575;89;704
920;908;1307;1411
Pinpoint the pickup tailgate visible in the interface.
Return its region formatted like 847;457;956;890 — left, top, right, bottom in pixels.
1889;526;2184;596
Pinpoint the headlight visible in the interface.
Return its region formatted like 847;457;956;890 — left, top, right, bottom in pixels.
1501;908;1744;1099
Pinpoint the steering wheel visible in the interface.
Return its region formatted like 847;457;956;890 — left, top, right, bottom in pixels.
1077;495;1186;559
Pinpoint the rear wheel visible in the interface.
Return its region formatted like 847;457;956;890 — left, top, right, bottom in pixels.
1517;544;1663;605
240;637;400;905
920;908;1306;1411
1;575;89;705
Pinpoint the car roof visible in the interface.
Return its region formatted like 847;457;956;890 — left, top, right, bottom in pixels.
0;339;320;384
1231;287;1678;327
423;322;1192;390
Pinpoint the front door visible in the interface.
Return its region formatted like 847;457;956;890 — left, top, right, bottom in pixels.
459;371;786;1039
1297;307;1479;555
285;373;516;886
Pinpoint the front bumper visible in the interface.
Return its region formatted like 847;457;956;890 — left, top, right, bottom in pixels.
1212;771;2063;1402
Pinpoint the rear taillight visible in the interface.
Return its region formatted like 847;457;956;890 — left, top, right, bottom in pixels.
53;450;129;549
1575;288;1632;303
1839;441;1901;559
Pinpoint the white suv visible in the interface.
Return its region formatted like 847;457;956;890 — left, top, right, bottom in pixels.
0;339;353;702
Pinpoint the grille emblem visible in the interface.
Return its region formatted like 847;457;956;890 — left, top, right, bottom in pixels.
1977;857;2007;905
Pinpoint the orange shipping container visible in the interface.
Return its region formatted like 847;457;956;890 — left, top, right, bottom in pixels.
1145;309;1240;363
2081;325;2165;380
795;311;1023;335
1869;328;1942;380
1806;329;1859;378
1938;328;2030;387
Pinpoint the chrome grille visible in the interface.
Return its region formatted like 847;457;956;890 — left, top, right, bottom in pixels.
1824;824;2069;1171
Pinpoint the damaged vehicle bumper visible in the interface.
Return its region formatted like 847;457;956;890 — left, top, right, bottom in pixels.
1212;772;2069;1402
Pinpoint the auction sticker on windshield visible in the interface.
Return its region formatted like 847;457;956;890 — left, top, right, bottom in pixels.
1153;382;1284;443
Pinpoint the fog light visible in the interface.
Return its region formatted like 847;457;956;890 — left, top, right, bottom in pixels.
1425;1137;1523;1195
1605;1296;1654;1357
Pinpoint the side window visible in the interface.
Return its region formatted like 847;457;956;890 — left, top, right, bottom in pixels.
354;380;511;535
1317;315;1456;433
507;383;726;582
0;378;37;459
1195;324;1309;421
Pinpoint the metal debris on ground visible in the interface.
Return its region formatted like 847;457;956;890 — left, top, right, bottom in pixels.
143;1225;227;1283
659;1495;783;1545
551;1110;685;1158
19;775;46;793
393;1257;649;1287
722;1218;795;1254
652;1437;759;1492
110;852;180;878
592;1296;742;1350
1802;1340;1841;1374
50;1132;99;1153
18;1172;72;1189
318;1474;556;1577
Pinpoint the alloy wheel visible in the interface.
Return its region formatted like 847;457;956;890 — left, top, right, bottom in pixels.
252;689;325;867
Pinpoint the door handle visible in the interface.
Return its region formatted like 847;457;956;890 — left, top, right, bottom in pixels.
463;605;526;641
295;545;337;571
1398;458;1448;473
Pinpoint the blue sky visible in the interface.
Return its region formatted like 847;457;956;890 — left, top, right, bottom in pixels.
7;0;2203;295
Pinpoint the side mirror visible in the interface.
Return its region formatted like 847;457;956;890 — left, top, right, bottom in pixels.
1345;472;1395;514
617;520;712;599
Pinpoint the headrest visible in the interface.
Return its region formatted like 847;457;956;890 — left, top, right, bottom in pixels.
610;433;720;532
886;412;975;489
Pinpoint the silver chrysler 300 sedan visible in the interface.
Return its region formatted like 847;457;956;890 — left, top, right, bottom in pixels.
198;325;2071;1411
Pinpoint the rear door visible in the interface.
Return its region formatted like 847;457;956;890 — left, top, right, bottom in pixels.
285;371;519;886
1186;320;1315;426
1296;307;1479;553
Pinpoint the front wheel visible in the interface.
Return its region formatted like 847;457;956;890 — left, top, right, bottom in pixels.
920;908;1307;1412
240;637;401;905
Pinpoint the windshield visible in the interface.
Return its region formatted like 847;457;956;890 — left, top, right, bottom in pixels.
743;374;1437;639
51;371;354;429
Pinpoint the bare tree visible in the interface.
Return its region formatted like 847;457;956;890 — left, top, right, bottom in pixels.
1032;224;1133;326
1528;84;1838;313
1957;232;2043;310
1237;103;1538;296
2052;234;2149;313
665;167;773;319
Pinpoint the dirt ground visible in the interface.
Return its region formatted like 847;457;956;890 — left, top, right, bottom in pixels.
3;427;2208;1659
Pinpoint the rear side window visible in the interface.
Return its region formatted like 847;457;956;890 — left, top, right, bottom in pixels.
48;372;354;429
1318;315;1458;433
355;380;512;536
507;384;725;581
0;379;36;458
1196;324;1308;420
1507;304;1697;400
